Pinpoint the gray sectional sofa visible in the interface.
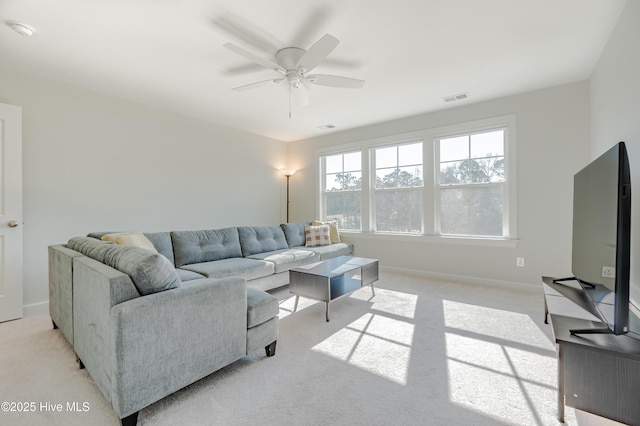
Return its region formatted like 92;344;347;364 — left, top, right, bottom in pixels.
48;221;352;426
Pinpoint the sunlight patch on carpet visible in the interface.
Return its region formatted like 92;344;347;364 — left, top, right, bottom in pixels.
443;300;557;424
443;300;553;350
351;287;418;319
312;312;414;384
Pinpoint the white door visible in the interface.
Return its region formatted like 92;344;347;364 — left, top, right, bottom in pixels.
0;103;23;322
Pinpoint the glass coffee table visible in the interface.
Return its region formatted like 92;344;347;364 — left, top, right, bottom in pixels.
289;256;379;322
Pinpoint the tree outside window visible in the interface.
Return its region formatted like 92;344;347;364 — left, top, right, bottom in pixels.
323;151;362;230
438;130;505;237
374;142;423;233
318;117;515;241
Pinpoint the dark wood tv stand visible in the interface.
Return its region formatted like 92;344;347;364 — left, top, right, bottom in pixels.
542;277;640;425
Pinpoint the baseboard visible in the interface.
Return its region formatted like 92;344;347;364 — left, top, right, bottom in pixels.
23;300;49;317
379;265;538;291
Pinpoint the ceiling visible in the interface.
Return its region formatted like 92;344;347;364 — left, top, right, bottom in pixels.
0;0;627;142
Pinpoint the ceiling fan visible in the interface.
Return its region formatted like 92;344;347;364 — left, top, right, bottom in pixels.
224;34;365;113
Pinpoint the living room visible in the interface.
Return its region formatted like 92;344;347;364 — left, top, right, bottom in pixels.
1;0;639;425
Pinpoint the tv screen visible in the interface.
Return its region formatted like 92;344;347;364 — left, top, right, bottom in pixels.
571;141;631;335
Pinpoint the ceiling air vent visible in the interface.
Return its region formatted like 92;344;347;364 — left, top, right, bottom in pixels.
443;92;469;103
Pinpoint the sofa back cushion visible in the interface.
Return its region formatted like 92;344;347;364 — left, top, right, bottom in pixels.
68;236;180;295
144;232;175;264
171;228;242;267
280;222;312;247
238;226;289;257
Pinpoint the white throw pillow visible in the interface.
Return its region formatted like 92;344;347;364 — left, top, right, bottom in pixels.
101;231;158;253
312;220;341;243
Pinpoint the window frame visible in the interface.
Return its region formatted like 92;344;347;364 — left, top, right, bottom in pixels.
316;115;517;247
319;150;363;231
435;127;509;238
372;140;425;234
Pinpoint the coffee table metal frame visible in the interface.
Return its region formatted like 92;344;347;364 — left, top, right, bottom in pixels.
289;256;379;322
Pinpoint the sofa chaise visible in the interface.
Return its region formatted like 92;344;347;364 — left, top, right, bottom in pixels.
48;221;352;425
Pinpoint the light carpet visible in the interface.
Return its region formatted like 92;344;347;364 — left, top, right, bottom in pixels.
0;272;625;425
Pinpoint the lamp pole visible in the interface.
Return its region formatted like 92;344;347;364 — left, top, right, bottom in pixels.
285;173;292;222
281;169;296;223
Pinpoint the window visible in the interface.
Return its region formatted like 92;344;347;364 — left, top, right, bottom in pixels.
317;115;516;244
322;151;362;230
374;142;423;233
437;129;506;237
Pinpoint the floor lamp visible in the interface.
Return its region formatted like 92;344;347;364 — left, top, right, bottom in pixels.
281;169;296;222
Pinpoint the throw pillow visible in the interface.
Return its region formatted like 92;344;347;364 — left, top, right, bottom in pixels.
312;220;341;243
305;225;331;247
68;236;180;295
102;231;158;253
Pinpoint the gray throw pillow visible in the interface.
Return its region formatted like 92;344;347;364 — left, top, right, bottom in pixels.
280;222;311;247
68;236;180;295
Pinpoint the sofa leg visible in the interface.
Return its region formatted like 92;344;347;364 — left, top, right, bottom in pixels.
265;340;277;357
52;320;58;329
121;411;139;426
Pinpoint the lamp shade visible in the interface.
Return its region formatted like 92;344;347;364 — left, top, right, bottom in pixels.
280;168;296;177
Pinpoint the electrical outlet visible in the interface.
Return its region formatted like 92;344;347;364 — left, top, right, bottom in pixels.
602;266;616;278
516;257;525;267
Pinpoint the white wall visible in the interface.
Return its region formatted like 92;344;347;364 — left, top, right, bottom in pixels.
8;0;633;311
0;65;288;313
590;1;640;301
288;81;590;286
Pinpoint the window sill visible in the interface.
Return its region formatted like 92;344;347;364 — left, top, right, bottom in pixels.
339;231;519;248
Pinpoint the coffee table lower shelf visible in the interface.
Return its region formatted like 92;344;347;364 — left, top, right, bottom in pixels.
289;256;379;322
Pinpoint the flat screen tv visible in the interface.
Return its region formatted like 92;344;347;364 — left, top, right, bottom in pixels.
558;141;632;336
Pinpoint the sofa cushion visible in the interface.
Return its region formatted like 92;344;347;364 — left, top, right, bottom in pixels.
246;287;279;329
67;236;181;295
247;248;320;274
88;231;175;264
101;231;158;252
176;268;205;282
238;226;289;257
87;231;113;239
298;242;354;260
179;257;274;281
171;228;242;267
144;232;175;264
305;225;331;247
280;221;312;248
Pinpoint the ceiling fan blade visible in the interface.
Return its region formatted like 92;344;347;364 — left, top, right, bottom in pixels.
213;13;283;53
292;84;309;106
296;34;339;72
224;43;284;73
223;62;264;76
290;5;334;47
307;74;365;89
322;57;363;70
232;78;283;91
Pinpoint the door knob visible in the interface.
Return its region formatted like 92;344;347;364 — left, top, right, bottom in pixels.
8;220;19;228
